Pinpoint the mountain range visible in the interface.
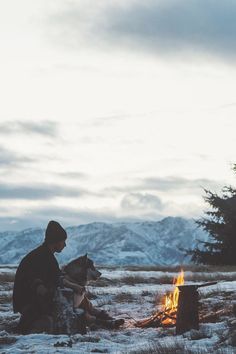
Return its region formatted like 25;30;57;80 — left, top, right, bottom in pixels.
0;217;208;266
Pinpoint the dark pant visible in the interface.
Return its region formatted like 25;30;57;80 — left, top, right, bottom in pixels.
17;304;40;334
17;292;53;334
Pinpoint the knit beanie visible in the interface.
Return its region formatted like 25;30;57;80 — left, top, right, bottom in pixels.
44;220;67;244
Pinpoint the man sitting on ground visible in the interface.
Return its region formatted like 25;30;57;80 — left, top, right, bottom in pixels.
13;220;67;334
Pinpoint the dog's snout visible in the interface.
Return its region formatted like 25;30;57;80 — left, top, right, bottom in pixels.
94;270;101;279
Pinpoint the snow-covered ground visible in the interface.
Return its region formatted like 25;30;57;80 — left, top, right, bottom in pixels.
0;266;236;353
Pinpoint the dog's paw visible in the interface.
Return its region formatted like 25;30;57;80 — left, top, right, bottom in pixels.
112;319;125;329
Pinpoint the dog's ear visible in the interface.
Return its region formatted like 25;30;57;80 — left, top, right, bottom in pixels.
80;253;88;266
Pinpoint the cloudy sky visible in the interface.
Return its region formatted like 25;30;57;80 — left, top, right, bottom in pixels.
1;0;236;231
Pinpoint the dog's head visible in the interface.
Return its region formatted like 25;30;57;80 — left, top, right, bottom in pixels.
63;254;101;286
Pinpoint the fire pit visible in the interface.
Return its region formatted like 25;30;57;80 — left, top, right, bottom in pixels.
135;270;217;334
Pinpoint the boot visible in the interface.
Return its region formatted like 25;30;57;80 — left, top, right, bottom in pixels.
95;310;114;321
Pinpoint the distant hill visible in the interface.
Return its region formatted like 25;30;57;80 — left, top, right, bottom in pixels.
0;217;207;266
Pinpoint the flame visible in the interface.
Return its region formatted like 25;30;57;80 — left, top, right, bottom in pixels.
162;269;184;325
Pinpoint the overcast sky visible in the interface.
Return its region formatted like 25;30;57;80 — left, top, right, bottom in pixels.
1;0;236;231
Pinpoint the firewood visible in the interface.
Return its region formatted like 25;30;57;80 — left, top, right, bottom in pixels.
135;310;167;328
135;308;178;328
163;312;176;321
200;309;226;323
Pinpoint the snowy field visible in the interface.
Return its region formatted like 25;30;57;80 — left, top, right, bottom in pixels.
0;265;236;353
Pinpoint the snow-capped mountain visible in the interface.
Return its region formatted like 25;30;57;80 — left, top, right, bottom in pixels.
0;217;207;265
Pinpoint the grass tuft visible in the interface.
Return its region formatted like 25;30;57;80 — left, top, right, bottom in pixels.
0;335;17;345
0;293;12;304
127;341;206;354
114;292;135;303
0;273;15;283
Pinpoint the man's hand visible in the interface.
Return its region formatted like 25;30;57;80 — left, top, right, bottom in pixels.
62;277;85;295
36;284;48;297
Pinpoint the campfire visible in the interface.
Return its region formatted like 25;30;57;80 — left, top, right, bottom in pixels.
136;269;184;329
162;269;184;326
135;270;217;334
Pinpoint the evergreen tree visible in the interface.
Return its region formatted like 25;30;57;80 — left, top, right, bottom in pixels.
191;166;236;265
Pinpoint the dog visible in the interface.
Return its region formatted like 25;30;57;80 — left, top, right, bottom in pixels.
62;254;101;308
62;254;124;330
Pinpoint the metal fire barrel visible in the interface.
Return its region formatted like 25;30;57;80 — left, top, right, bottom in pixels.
176;282;217;335
176;285;199;335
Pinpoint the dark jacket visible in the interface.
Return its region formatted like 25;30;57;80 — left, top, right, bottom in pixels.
13;243;61;313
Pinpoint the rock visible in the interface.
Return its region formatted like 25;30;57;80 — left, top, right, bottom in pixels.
53;288;86;335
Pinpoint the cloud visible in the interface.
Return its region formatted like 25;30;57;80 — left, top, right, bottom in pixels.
0;145;32;168
32;206;119;223
0;206;145;232
57;171;87;179
0;182;87;200
48;0;236;61
139;176;221;192
121;192;164;211
0;121;58;137
105;176;222;194
90;114;127;127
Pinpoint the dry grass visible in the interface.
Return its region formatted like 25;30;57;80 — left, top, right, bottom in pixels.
228;320;236;347
96;268;236;287
141;290;152;297
90;277;115;287
200;288;236;300
0;335;17;345
233;304;236;316
115;268;236;286
119;276;148;285
118;275;173;285
0;282;13;292
95;273;236;287
0;272;15;283
184;272;236;283
127;341;206;354
127;342;230;354
114;292;135;303
0;293;12;304
122;265;236;273
150;293;164;306
119;272;230;285
93;275;166;287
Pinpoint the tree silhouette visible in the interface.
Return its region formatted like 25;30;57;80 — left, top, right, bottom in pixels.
190;165;236;265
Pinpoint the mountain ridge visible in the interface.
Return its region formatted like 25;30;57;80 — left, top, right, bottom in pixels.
0;217;207;265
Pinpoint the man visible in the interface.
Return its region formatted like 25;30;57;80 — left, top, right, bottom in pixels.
13;220;67;334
